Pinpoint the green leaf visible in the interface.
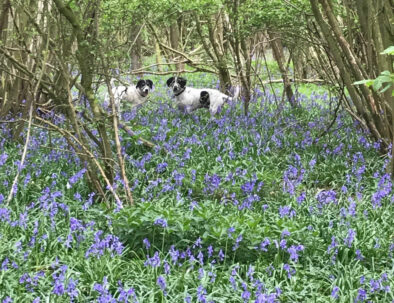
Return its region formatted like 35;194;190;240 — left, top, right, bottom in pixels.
372;79;383;91
380;70;391;76
381;46;394;55
379;84;392;94
354;79;373;87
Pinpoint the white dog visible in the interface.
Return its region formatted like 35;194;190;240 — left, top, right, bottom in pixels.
107;78;153;113
166;76;238;115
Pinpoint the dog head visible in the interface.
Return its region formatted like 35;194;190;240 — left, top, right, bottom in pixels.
136;79;153;97
166;76;187;95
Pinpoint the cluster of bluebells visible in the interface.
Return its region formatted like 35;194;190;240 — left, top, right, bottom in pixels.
0;81;393;302
85;230;124;258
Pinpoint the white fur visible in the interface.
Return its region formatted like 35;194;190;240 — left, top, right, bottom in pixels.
106;79;152;114
176;87;231;114
167;77;239;115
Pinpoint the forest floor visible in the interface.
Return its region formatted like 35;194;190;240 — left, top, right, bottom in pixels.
0;74;393;302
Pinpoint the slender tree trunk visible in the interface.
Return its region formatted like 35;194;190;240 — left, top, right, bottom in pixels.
130;24;143;75
170;21;183;71
268;31;295;107
195;11;232;93
154;41;162;72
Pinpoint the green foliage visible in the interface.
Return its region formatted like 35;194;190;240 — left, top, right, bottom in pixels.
354;47;394;96
381;46;394;55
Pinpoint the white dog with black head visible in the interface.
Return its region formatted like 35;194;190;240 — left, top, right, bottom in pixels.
108;78;153;114
166;76;238;115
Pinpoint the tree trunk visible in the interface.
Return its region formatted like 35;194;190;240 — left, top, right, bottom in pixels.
130;24;143;75
195;11;232;93
170;21;183;71
154;41;162;72
268;31;295;107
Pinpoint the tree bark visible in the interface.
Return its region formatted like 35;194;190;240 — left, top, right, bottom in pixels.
195;11;232;93
268;31;295;107
130;24;143;75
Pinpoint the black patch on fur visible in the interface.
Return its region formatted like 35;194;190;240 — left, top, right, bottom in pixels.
146;79;153;89
177;77;187;88
199;91;210;108
166;77;175;87
136;79;146;89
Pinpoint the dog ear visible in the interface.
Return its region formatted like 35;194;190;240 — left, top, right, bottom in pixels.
166;77;175;87
136;79;145;88
146;79;153;89
178;77;187;87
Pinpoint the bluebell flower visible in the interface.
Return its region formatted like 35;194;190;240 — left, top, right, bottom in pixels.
67;168;86;188
164;261;170;275
0;208;11;223
207;245;213;258
229;275;237;290
227;227;235;238
197;251;204;265
143;238;151;249
197;285;207;303
259;238;270;252
1;258;8;271
355;288;367;302
144;252;161;267
204;173;221;194
287;245;302;262
169;245;179;264
279;206;296;218
344;229;356;247
316;190;337;207
208;270;216;283
154;218;168;228
2;297;12;303
52;265;68;295
241;181;255;194
93;276;116;302
218;249;225;261
296;192;306;204
369;279;380;293
283;263;295;278
281;230;291;238
198;267;204;280
279;239;287;249
0;153;8;166
241;289;251;302
74;191;82;202
255;292;277;303
117;281;137;303
331;286;339;299
355;249;364;261
193;237;202;249
157;276;167;295
66;278;78;300
85;231;124;258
